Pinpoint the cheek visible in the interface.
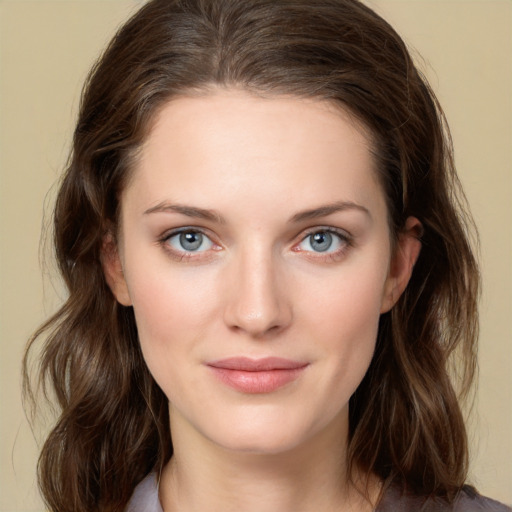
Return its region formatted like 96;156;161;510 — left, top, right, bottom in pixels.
299;259;388;391
123;253;220;371
315;282;382;363
301;254;388;338
127;274;213;409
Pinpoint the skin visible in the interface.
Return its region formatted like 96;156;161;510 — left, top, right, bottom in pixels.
103;89;421;512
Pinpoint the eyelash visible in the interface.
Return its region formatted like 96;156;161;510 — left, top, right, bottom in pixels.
158;226;353;263
294;227;353;262
158;227;220;262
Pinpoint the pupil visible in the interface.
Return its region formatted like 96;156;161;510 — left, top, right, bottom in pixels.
180;231;202;251
311;232;332;252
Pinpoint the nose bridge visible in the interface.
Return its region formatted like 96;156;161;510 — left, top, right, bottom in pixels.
223;241;291;337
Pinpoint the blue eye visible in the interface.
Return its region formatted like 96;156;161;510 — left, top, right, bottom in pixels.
298;230;347;253
166;230;214;252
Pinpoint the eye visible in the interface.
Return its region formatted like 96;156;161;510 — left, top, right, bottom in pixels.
166;229;215;253
296;229;349;254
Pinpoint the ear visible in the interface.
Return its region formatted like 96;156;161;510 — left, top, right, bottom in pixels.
101;231;132;306
380;217;422;313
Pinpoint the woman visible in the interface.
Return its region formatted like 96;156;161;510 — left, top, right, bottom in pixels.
23;0;511;511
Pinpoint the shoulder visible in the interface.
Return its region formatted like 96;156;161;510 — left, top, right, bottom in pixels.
451;488;512;512
377;485;512;512
125;473;163;512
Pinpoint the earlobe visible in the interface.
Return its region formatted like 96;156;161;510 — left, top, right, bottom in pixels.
101;232;132;306
381;217;422;313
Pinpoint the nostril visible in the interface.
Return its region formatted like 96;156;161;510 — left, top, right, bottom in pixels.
225;303;292;338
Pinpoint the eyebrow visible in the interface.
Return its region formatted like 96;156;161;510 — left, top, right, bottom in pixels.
143;202;226;224
289;201;371;223
143;200;370;224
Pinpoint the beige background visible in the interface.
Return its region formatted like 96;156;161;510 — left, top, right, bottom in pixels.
0;0;510;510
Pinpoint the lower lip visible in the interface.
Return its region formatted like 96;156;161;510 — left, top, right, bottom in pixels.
207;367;306;393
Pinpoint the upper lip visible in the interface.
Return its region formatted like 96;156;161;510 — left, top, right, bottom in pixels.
207;357;308;372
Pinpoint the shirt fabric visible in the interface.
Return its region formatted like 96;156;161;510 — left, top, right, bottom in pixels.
126;473;511;512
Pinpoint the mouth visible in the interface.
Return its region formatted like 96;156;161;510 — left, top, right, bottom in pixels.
206;357;309;394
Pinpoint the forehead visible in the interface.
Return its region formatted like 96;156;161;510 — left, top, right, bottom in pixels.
123;90;385;218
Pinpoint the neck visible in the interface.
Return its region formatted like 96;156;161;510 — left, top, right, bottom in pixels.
159;407;378;512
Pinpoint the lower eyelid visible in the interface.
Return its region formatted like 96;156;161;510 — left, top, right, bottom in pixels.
291;229;353;261
167;233;213;254
159;228;224;261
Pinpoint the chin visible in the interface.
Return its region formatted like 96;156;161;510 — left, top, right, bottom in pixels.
199;408;326;456
212;430;307;456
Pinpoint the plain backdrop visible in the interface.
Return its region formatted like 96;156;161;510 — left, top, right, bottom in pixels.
0;0;510;510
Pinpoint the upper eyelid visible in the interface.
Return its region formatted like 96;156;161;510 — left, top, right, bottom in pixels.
160;226;214;240
159;228;220;260
158;227;219;253
293;227;353;253
298;226;352;241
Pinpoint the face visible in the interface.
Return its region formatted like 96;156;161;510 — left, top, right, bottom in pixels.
105;90;419;455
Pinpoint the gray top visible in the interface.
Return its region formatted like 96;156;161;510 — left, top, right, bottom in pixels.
126;473;511;512
125;474;163;512
377;484;511;511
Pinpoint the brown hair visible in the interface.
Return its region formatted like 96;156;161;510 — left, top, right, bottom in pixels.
23;0;479;510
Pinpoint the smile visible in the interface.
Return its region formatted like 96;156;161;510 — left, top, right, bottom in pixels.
206;357;309;394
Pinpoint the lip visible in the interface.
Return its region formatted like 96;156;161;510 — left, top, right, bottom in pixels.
206;357;309;394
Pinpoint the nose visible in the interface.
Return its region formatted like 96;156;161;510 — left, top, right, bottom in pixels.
222;247;292;338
